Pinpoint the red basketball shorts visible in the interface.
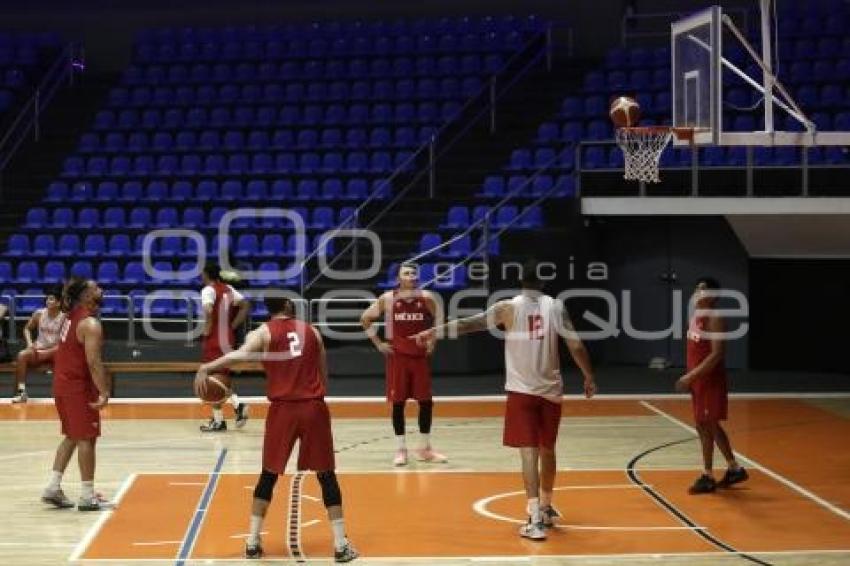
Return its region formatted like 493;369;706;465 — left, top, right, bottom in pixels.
263;399;335;473
385;354;432;403
690;376;728;423
503;391;562;449
55;388;101;440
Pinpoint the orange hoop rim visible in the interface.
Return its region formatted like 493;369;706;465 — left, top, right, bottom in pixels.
617;125;696;142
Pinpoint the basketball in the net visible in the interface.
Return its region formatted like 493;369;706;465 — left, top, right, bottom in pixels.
609;96;641;128
198;373;231;404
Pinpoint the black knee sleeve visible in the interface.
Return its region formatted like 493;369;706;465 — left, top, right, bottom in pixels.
392;402;405;436
253;469;278;502
418;400;433;434
316;470;342;507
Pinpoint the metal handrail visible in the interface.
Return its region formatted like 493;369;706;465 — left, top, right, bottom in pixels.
415;146;573;290
0;43;77;173
300;25;557;295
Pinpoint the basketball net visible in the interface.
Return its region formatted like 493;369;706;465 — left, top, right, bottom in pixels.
615;126;693;184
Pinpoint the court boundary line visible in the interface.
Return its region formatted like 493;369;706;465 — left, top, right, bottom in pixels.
69;473;137;562
5;391;850;406
174;448;227;566
67;548;850;563
286;471;307;563
642;401;850;522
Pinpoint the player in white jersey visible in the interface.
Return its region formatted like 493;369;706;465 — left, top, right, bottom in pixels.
12;286;66;403
413;259;596;541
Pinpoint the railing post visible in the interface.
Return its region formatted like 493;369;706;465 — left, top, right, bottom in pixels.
482;213;491;292
299;261;306;298
34;88;40;142
352;209;360;271
691;146;699;196
746;146;754;196
126;296;136;347
429;134;436;198
185;296;194;348
6;296;17;345
489;76;497;134
574;144;582;197
801;146;809;197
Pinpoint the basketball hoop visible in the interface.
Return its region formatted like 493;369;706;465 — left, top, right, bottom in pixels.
616;126;694;183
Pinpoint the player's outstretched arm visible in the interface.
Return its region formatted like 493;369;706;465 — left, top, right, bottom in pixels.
230;295;251;330
195;326;269;396
360;292;392;355
413;300;511;345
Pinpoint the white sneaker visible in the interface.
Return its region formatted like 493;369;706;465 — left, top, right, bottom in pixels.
393;448;408;466
78;493;115;511
519;519;546;540
41;487;74;509
11;391;28;403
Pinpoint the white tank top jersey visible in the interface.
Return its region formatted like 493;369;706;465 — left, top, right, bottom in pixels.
35;308;65;349
504;292;564;403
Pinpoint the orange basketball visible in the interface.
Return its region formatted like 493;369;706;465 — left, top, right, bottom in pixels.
198;373;231;404
609;95;641;128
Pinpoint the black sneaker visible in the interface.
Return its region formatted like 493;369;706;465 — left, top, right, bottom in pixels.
718;467;749;488
234;403;249;428
245;541;263;559
688;474;717;494
334;539;359;563
542;505;560;528
200;419;227;432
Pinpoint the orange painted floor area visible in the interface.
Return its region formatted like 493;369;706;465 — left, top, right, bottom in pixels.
0;398;649;421
81;470;850;561
650;399;850;512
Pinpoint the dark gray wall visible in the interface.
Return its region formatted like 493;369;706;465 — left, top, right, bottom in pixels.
589;216;749;369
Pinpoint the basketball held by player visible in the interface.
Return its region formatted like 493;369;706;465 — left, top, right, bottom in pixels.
412;259;597;541
42;277;114;511
12;286;65;403
198;263;250;432
361;262;447;466
194;294;358;562
676;277;748;494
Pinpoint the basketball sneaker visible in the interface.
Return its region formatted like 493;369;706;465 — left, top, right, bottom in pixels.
415;447;447;463
519;518;547;540
78;493;115;511
200;419;227;432
41;487;74;509
245;540;263;559
393;448;408;466
11;390;28;403
542;505;560;528
688;474;717;494
334;539;358;563
234;403;249;428
718;466;749;487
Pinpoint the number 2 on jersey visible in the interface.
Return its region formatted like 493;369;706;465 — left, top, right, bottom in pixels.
287;331;303;357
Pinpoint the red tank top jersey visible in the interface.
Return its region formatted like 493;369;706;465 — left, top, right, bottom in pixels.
204;281;236;350
53;306;96;396
262;318;325;401
686;315;726;380
386;290;433;357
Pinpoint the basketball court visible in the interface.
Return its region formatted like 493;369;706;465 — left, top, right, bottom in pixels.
2;395;848;565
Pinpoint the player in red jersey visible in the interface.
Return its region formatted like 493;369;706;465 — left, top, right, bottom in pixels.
41;277;113;511
195;294;358;562
361;262;446;466
199;263;250;432
676;277;748;494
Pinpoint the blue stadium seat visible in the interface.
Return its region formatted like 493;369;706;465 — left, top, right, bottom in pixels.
235;234;259;258
70;260;93;279
77;208;100;229
441;206;470;229
441;234;471;259
270;180;294;200
494;206;519;228
419;233;441;253
518;205;544;229
97;262;120;285
24;208;47;229
477;175;504;198
43;261;65;284
6;234;29;256
82;234;107;257
122;262;147;285
129;207;152;228
45;182;68;202
107;234;132;257
260;234;285;257
51;208;74;228
311;207;335;229
57;234;81;257
95;182;119;202
15;261;39;284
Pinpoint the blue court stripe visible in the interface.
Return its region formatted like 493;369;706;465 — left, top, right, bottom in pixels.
174;448;228;566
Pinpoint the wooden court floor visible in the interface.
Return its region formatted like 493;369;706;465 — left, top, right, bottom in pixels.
0;394;848;565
